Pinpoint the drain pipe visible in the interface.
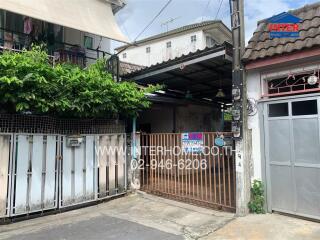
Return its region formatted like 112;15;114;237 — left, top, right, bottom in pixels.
132;117;137;160
131;117;139;189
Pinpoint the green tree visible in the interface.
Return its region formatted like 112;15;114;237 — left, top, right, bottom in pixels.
0;46;160;118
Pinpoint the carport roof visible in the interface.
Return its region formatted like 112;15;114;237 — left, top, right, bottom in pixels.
123;42;233;103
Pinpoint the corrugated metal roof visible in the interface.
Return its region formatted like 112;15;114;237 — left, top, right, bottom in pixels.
115;20;230;50
243;2;320;62
122;42;233;77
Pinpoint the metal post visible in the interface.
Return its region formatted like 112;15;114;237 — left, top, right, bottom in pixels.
221;104;225;131
132;117;137;160
229;0;251;216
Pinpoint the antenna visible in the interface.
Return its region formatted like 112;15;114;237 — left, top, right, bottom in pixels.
161;16;180;32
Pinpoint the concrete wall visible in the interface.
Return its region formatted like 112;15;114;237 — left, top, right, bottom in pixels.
138;103;221;133
247;69;263;180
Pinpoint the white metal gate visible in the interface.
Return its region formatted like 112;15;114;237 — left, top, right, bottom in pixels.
10;135;58;216
0;133;127;218
264;96;320;220
60;136;97;208
97;134;126;199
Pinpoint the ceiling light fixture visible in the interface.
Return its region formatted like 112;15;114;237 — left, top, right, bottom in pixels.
216;89;226;98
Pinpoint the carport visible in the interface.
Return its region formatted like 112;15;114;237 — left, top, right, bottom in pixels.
123;42;236;212
123;42;233;133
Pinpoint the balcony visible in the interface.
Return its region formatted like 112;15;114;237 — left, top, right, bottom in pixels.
0;27;110;68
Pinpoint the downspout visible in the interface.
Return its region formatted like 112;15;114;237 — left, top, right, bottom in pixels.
132;117;137;160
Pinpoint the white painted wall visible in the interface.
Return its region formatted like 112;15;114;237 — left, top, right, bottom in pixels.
247;69;263;181
118;30;206;67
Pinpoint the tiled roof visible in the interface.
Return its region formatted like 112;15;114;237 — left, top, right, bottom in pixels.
115;20;230;50
243;2;320;62
119;61;145;76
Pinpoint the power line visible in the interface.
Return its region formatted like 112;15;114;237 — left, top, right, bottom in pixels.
117;0;173;55
134;0;173;42
201;0;213;21
215;0;225;20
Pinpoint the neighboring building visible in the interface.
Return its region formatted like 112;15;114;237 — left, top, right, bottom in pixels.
243;2;320;220
116;20;232;66
0;0;127;67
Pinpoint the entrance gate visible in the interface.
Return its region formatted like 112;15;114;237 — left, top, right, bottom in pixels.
139;132;236;212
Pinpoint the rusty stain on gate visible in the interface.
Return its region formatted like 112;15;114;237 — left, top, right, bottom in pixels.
139;132;236;212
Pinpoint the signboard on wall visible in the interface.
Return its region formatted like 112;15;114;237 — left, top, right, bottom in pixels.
181;132;204;153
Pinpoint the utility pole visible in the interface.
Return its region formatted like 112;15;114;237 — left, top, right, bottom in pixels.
229;0;251;216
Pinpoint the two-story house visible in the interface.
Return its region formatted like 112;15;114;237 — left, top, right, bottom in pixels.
116;20;232;67
0;0;128;67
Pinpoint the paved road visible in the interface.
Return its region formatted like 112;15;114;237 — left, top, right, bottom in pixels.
7;215;182;240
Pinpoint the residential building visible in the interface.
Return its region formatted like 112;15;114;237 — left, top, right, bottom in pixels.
0;0;127;67
116;20;232;66
243;2;320;220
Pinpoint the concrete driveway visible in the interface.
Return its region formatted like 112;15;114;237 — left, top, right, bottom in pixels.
0;192;319;240
0;192;234;240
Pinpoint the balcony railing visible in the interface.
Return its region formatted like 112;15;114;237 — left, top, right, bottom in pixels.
0;27;111;68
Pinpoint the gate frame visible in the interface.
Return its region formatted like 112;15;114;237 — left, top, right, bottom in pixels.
58;135;99;209
96;133;128;201
0;133;14;218
9;133;60;217
260;92;320;220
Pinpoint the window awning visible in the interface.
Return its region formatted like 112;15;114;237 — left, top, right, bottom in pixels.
0;0;129;43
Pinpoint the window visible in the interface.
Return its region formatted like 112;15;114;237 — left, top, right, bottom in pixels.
123;53;127;59
166;41;171;48
84;36;93;49
292;100;317;116
146;47;151;53
269;103;288;117
191;35;197;43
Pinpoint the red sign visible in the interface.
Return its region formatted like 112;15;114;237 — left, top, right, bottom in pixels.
268;23;299;32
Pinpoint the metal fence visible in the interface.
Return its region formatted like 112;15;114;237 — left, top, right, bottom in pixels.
0;133;128;219
139;132;236;212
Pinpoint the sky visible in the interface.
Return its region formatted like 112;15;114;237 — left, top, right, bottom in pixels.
112;0;319;51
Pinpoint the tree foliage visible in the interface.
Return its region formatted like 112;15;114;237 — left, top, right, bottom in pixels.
0;46;160;118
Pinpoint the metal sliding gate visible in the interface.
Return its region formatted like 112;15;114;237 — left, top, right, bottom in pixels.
139;133;236;211
0;133;127;219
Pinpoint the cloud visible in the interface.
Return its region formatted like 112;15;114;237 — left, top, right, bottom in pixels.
112;0;317;50
244;0;290;43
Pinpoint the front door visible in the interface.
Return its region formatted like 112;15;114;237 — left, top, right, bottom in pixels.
264;96;320;219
